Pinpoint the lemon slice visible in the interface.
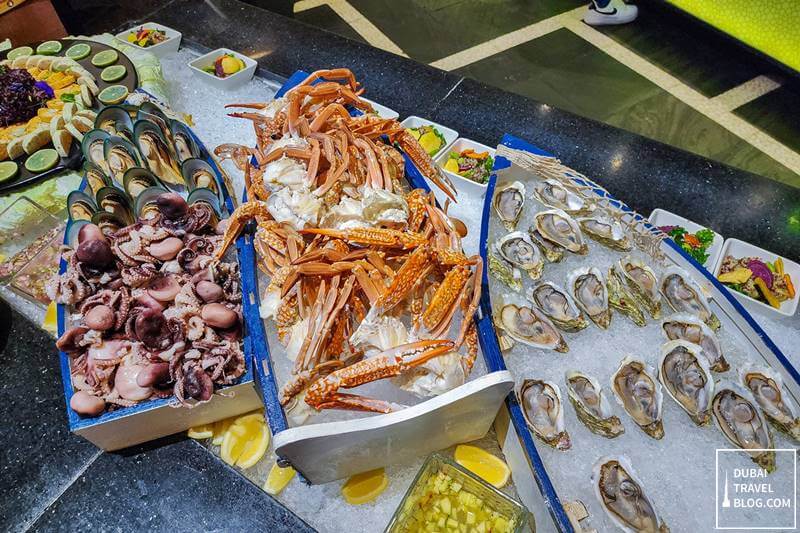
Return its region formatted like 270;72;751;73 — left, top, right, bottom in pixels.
264;461;296;495
220;412;270;468
36;40;63;55
212;418;232;445
91;49;118;67
187;423;214;439
24;148;59;173
65;43;92;60
0;161;19;184
341;468;389;505
7;46;33;61
101;64;126;82
454;445;511;488
97;84;129;105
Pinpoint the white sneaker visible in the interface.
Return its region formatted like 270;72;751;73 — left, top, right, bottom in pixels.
583;0;638;26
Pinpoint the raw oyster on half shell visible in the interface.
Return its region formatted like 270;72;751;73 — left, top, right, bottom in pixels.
660;266;720;330
493;181;525;231
518;379;571;450
531;178;592;215
527;281;588;332
578;215;631;252
565;370;624;438
528;226;565;263
568;267;611;329
494;301;568;353
740;364;800;442
658;340;714;425
607;266;646;327
712;381;775;472
533;209;587;255
615;257;661;319
661;312;728;372
611;356;664;439
495;231;544;280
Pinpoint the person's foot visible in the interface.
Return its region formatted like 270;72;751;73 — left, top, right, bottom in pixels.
583;0;638;26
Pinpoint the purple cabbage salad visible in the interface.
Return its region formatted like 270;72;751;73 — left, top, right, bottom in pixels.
0;67;50;127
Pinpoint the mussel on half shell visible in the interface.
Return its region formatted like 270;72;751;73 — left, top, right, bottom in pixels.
568;266;611;329
658;340;713;425
661;312;728;372
740;364;800;442
495;231;544;280
712;381;775;472
534;209;587;255
134;120;184;186
494;302;568;353
527;281;587;332
611;356;664;439
170;119;200;162
492;181;525;231
565;370;624;438
660;266;720;330
592;456;669;533
518;379;571;450
103;136;140;184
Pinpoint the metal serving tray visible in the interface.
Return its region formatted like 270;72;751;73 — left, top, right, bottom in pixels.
56;128;262;451
244;71;515;484
478;134;800;532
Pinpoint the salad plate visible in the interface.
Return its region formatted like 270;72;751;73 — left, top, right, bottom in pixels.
435;138;494;199
188;48;257;89
649;208;722;270
399;115;457;159
715;238;799;318
115;22;182;57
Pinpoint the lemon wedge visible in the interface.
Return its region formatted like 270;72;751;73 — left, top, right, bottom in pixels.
212;418;232;445
454;445;510;488
341;468;389;505
264;461;296;495
42;301;57;334
187;423;214;439
220;412;270;468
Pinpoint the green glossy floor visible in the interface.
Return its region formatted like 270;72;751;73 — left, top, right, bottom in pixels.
293;0;800;186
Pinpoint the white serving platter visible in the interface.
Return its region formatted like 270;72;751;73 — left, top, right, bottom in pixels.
399;115;457;160
434;138;494;200
361;97;399;120
188;48;257;89
115;22;182;57
714;238;800;318
649;207;723;270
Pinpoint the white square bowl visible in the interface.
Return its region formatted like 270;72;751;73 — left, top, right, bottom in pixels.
713;238;799;318
648;208;723;271
434;138;494;200
115;22;181;58
399;116;457;160
188;48;257;89
361;98;399;120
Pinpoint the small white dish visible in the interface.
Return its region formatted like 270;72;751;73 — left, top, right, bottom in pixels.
434;138;494;199
399;116;457;160
649;208;723;270
115;22;181;58
361;98;398;120
188;48;257;90
714;238;799;318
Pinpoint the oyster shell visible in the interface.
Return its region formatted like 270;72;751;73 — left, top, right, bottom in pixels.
527;281;587;332
565;370;624;438
658;340;713;425
712;381;775;472
611;356;664;439
592;456;669;533
494;302;568;353
518;379;571;450
488;254;522;292
568;267;611;329
660;266;720;330
661;313;728;372
492;181;525;231
579;215;631;252
740;364;800;442
527;226;565;263
616;257;661;319
495;231;544;280
607;266;646;327
531;179;592;215
534;209;587;254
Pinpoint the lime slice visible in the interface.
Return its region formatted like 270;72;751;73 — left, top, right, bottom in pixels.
7;46;33;61
0;161;19;183
36;40;63;55
65;43;92;60
24;148;59;173
100;64;126;82
91;49;118;67
97;84;129;105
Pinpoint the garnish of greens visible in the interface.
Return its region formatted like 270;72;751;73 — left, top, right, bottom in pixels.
407;125;445;156
658;225;714;265
443;149;494;184
718;255;795;309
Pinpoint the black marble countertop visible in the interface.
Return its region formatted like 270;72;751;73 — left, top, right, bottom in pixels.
4;1;800;532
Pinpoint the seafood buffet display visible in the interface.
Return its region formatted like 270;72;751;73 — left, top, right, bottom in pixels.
48;101;245;417
485;143;798;532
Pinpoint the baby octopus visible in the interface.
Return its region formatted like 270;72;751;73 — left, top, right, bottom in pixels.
51;192;245;417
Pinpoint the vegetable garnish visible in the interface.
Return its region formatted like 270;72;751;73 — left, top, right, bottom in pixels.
443;148;494;184
658;225;715;265
718;254;795;309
